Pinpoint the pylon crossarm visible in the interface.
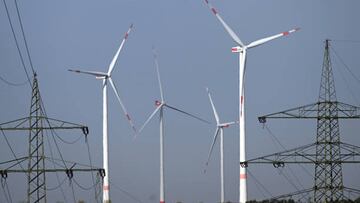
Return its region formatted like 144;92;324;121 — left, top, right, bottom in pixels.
0;157;28;165
340;142;360;153
258;102;319;123
245;143;317;165
44;156;95;169
1;168;103;174
258;101;360;123
344;187;360;195
0;156;28;170
336;102;360;117
245;143;360;166
270;187;314;201
0;117;29;129
0;116;89;135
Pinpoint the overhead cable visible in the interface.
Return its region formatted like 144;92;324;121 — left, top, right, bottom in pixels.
1;0;31;87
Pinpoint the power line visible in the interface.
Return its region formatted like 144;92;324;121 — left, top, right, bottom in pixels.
331;51;360;105
277;167;301;192
46;176;67;191
265;125;313;178
1;179;10;203
45;128;69;203
1;179;13;203
109;180;144;203
70;179;77;203
264;125;310;188
53;129;84;145
248;40;360;202
1;181;10;203
0;74;28;87
86;137;100;203
1;129;26;171
330;45;360;85
332;39;360;44
14;0;35;75
1;3;102;201
48;121;70;169
73;177;100;191
247;168;273;199
1;0;31;87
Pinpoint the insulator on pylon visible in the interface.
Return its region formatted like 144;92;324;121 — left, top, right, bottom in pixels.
240;162;248;168
258;117;266;124
273;162;285;168
0;170;8;179
66;169;73;179
82;127;89;135
99;169;106;178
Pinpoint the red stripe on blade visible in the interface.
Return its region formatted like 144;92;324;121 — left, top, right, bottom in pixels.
211;8;217;15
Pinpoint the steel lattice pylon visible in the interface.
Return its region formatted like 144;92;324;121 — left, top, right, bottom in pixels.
314;40;343;202
244;40;360;202
27;75;47;202
0;74;104;203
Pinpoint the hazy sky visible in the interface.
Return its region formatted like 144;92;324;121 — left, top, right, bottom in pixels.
1;0;360;202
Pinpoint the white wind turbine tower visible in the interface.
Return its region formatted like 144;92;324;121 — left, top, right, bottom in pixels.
139;49;209;203
203;1;300;202
69;24;137;203
204;88;237;203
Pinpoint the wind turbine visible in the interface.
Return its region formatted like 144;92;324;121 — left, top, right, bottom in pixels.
139;48;209;203
69;24;136;203
203;1;300;202
204;88;237;203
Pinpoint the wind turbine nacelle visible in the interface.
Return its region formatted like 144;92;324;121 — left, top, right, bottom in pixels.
96;76;106;80
231;46;242;53
155;100;162;106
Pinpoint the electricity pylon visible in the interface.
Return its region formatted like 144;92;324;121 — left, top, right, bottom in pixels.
244;40;360;202
0;74;104;203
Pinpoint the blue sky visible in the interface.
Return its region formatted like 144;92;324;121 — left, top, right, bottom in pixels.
1;0;360;202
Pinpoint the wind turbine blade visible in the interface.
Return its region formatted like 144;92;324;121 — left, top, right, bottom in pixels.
107;24;134;76
223;121;238;126
247;27;300;49
152;47;164;102
68;69;107;77
138;105;162;134
221;121;238;127
204;127;220;173
204;0;244;47
108;78;137;134
164;104;210;124
206;88;220;125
